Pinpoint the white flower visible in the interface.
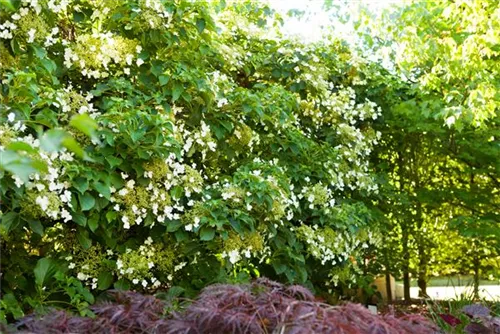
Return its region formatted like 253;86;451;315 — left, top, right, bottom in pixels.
77;272;87;280
35;196;49;211
148;262;154;269
7;112;15;122
68;263;76;269
132;279;139;284
217;98;228;108
228;249;240;264
136;58;144;66
185;224;193;231
27;28;36;43
60;190;72;203
445;115;456;127
61;208;72;222
122;216;130;229
142;280;148;287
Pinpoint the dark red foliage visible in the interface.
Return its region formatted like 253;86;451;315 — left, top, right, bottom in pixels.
10;290;169;334
463;304;492;319
465;322;494;334
164;278;439;334
439;313;462;327
7;279;440;334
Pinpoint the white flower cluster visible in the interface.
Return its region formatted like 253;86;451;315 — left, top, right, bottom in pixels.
221;244;271;265
297;224;365;267
63;32;142;79
0;20;17;39
298;182;336;211
50;86;99;118
111;153;205;229
115;237;176;289
1;118;74;222
180;121;217;159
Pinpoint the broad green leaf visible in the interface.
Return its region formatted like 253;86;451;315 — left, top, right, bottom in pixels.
0;212;19;233
70;114;98;141
88;215;99;232
97;271;113;290
7;141;36;153
159;75;169;86
76;227;92;249
34;257;57;289
114;279;130;290
199;226;215;241
79;193;95;211
172;82;184;102
28;219;44;236
40;129;67;152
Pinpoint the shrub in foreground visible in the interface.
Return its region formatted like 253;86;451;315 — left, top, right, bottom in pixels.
5;279;439;334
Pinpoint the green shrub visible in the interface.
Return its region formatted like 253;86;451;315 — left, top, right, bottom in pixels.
0;0;382;319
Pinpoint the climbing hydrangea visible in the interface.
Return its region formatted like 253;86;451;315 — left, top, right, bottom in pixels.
0;0;385;311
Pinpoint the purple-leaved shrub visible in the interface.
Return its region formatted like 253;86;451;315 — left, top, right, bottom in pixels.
4;279;440;334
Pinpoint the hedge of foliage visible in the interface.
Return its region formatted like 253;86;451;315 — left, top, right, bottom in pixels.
3;279;439;334
0;0;385;320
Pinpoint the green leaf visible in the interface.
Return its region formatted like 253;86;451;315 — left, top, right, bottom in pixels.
0;212;19;233
81;287;95;304
88;215;99;232
159;75;169;86
199;226;215;241
73;178;89;194
114;279;130;290
93;181;111;200
105;156;122;168
0;294;24;320
28;219;44;236
166;220;182;232
61;136;85;158
196;18;206;33
80;193;95;211
97;271;113;290
172;82;184;102
40;129;67;152
72;211;87;227
70;114;98;141
272;261;287;275
0;0;16;12
34;257;57;289
76;227;92;249
7;141;36;154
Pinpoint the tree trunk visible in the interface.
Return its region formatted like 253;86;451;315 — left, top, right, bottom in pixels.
402;226;411;301
385;271;393;303
417;270;427;297
473;255;480;299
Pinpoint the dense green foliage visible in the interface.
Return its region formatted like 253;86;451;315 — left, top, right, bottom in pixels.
0;0;499;323
0;0;388;320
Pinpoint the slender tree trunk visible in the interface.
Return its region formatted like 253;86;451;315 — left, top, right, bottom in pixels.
473;255;480;299
385;271;393;303
417;253;428;297
402;226;411;301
